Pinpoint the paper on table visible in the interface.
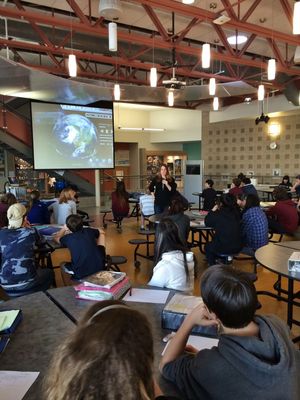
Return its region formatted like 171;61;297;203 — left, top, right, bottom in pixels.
124;288;170;304
162;334;219;356
0;310;19;331
0;371;39;400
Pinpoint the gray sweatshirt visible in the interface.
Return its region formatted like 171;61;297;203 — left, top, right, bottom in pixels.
162;315;300;400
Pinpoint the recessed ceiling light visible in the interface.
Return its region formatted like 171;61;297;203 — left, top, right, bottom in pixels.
227;35;248;45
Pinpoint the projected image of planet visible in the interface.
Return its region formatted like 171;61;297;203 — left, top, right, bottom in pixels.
53;114;97;159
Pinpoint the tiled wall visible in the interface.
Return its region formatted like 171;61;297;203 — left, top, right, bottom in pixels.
202;112;300;179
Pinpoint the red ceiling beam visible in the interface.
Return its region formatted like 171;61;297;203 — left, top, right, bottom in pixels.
267;38;286;67
175;17;201;44
213;25;235;56
241;0;262;23
280;0;293;27
142;4;169;41
238;34;256;57
220;0;237;20
128;0;300;45
65;0;90;25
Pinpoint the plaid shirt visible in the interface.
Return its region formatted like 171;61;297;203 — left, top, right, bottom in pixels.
242;207;269;250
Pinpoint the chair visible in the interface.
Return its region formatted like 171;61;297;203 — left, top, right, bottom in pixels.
233;254;259;273
100;208;111;228
128;229;155;267
106;255;127;272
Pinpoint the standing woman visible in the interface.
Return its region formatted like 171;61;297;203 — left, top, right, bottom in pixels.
149;164;177;214
49;188;77;225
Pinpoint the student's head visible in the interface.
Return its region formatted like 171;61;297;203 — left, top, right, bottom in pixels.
29;190;40;203
282;175;290;184
159;163;169;178
201;265;257;329
232;178;241;188
219;193;237;210
169;196;186;215
205;179;214;188
59;188;74;204
116;180;126;193
237;172;245;181
154;218;187;264
242;177;251;185
66;214;83;232
295;174;300;184
1;192;17;206
7;203;27;229
238;193;260;210
273;187;289;201
45;300;154;400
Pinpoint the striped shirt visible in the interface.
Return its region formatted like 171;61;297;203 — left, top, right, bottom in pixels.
139;194;155;216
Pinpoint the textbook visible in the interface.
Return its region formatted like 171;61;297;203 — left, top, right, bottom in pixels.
161;294;217;336
0;310;22;334
82;271;126;289
75;277;131;301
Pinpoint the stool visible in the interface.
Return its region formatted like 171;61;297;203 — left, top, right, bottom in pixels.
233;254;259;273
100;208;111;228
107;255;127;272
216;254;235;265
128;238;150;268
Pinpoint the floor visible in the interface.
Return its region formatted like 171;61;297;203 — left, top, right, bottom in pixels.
52;206;300;340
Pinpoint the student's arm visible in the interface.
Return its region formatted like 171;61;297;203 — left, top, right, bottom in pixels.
159;304;217;372
96;228;106;247
53;225;70;244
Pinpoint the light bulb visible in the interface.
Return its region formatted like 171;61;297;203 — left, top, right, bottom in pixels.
182;0;195;3
213;97;219;111
267;59;276;80
150;67;157;87
108;22;118;52
202;43;210;69
293;2;300;34
168;90;174;107
258;84;265;101
209;78;216;95
68;54;77;77
114;83;121;101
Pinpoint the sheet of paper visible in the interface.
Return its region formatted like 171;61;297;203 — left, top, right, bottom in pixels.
124;288;170;304
162;334;219;356
0;310;19;331
0;371;39;400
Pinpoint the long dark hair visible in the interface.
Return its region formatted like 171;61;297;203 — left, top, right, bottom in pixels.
28;190;40;211
154;218;191;280
45;300;154;400
219;193;240;219
156;163;172;183
114;180;129;207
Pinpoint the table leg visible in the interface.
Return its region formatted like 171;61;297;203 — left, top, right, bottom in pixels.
287;278;294;329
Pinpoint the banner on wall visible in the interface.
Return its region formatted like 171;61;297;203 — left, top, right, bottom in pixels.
146;155;163;177
174;159;182;181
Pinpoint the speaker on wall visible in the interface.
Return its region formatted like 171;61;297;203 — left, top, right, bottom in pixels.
284;79;300;106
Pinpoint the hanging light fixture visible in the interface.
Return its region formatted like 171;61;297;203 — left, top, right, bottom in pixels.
182;0;195;3
293;1;300;34
258;84;265;101
108;22;118;52
202;43;211;69
150;67;157;87
267;59;276;80
114;83;121;101
68;54;77;77
209;78;216;95
168;90;174;107
213;97;219;111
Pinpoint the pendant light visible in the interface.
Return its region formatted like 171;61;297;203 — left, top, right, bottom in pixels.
258;84;265;101
114;83;121;101
213;97;219;111
293;1;300;34
168;90;174;107
202;43;211;69
182;0;195;3
267;59;276;80
68;54;77;77
209;78;216;96
108;22;118;52
150;67;157;87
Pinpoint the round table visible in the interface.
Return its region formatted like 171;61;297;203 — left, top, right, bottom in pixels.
255;243;300;336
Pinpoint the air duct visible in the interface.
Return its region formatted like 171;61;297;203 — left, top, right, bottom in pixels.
99;0;123;20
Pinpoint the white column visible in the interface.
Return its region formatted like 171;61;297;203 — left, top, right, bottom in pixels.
95;169;101;208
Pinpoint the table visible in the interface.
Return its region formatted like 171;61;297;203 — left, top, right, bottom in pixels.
0;292;75;399
192;192;202;210
129;198;140;221
275;241;300;251
255;244;300;338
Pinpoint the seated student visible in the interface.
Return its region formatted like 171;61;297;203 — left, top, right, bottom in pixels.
45;300;179;400
27;190;50;224
139;189;155;230
291;174;300;197
279;175;292;190
148;218;194;293
160;265;300;400
111;180;130;223
241;177;258;196
266;187;298;234
0;203;54;295
48;187;77;225
54;214;106;280
0;192;16;228
204;193;242;265
238;193;269;256
201;179;217;211
229;177;243;197
167;196;190;245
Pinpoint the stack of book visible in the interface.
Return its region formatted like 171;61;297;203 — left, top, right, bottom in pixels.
75;271;131;301
0;309;23;353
